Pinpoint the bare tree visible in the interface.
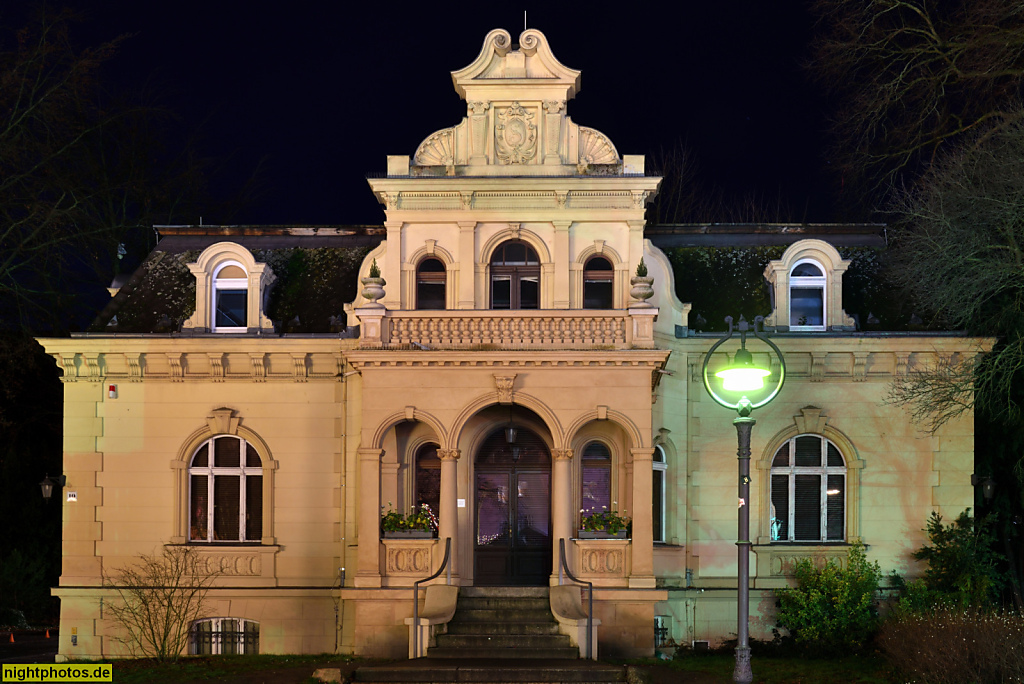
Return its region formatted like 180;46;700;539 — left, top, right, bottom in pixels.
887;117;1024;433
811;0;1024;201
104;546;219;660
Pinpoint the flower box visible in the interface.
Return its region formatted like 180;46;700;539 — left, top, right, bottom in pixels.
383;530;434;539
577;529;628;539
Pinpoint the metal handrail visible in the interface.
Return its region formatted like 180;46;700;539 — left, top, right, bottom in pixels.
411;537;452;659
558;538;593;660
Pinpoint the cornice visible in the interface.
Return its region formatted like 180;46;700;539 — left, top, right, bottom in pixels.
345;348;670;370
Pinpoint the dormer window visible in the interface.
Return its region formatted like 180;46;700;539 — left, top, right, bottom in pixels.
789;260;826;331
490;240;540;309
184;242;275;334
213;262;249;332
583;256;614;309
763;239;856;332
416;258;447;310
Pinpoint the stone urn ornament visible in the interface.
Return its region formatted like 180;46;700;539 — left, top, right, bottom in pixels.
360;258;386;307
629;258;654;307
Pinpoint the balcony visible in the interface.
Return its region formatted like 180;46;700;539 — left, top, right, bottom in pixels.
353;308;658;351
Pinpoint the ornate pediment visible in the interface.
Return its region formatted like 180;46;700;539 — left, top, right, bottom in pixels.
406;28;623;176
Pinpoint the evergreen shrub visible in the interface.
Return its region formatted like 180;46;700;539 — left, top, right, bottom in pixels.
774;543;882;656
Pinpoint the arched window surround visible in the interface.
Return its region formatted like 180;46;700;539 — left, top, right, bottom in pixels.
571;242;626;309
763;239;855;332
479;228;553;310
755;407;863;545
401;241;457;310
171;408;277;546
184;242;276;334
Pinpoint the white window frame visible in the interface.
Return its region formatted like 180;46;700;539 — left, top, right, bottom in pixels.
212;260;249;333
653;445;667;542
788;258;827;332
770;435;846;543
190;618;259;655
189;435;262;543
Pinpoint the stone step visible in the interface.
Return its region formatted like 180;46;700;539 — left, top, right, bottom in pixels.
450;608;554;623
459;586;549;599
426;646;581;660
435;634;573;649
446;621;560;636
456;596;550;611
354;658;626;683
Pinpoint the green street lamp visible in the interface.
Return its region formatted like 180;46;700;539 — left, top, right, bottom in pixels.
702;315;785;684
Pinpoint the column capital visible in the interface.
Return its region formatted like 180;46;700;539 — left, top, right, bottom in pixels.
630;447;655;462
438;449;461;461
358;447;385;461
551;448;574;461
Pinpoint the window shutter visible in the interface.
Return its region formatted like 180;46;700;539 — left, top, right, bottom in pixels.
827;442;844;467
794;436;821;466
772;442;790;467
245;443;261;467
794;474;821;541
215;437;240;467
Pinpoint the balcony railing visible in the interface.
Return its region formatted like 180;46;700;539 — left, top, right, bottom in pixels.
354;308;658;350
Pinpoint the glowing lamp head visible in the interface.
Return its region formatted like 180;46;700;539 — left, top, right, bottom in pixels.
715;347;771;392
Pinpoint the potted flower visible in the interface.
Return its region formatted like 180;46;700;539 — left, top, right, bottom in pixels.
381;503;437;538
361;258;386;306
629;258;654;307
579;505;631;539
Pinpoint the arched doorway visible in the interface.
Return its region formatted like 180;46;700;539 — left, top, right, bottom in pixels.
474;427;551;585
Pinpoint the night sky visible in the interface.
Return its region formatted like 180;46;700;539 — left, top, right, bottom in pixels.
42;2;834;225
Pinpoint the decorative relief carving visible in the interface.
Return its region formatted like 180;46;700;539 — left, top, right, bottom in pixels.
853;352;868;381
495;102;537;165
126;353;142;381
207;408;239;436
895;352;910;376
438;449;461;461
631;191;650;208
415;128;456;167
579;547;624;574
494;374;517;403
379;192;399;210
508;223;521;239
577;127;619;173
83;354;101;382
551;448;574;461
386;544;433;574
250;354;266;382
555;191;568;208
208;353;225;382
542;100;565;114
292;354;308;382
769;552;846;577
810;352;827;382
167;354;184;382
198;553;261;576
60;354;77;382
468;101;491;116
460;192;474;209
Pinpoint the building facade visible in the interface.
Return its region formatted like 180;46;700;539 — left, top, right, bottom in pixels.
40;28;988;660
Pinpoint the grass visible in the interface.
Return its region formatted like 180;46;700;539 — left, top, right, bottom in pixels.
68;653;358;683
662;651;898;683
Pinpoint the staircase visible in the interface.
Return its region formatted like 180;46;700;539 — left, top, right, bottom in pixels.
354;586;625;683
429;586;576;659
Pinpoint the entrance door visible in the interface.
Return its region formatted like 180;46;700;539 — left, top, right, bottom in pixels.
474;428;551;585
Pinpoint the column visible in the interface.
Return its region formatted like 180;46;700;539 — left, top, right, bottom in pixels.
629;447;656;588
438;449;461;578
355;447;384;587
552;221;571;309
550;448;574;581
383;220;402;309
457;222;476;309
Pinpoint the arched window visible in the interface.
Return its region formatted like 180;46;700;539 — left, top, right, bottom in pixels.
416;258;446;310
583;256;614;309
191;618;259;655
213;262;248;332
414;443;441;516
653;445;667;542
490;241;540;309
189;435;263;542
789;260;826;331
770;435;846;542
580;442;612;516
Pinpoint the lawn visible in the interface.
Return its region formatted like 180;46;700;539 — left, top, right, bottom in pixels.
655;652;898;683
71;654;367;684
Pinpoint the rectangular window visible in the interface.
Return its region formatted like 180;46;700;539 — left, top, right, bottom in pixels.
216;290;247;328
519;276;539;309
581;465;611;516
794;474;822;541
652;468;664;542
491;277;511;309
245;475;263;541
213;475;240;541
583;280;613;309
770;474;788;541
190;475;209;541
826;474;845;541
791;287;823;327
417;282;446;310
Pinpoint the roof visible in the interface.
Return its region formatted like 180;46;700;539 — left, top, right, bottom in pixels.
88;222;922;336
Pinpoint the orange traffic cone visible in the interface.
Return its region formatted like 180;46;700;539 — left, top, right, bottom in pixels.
45;630;50;639
8;633;13;643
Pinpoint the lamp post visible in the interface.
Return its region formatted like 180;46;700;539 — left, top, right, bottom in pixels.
701;315;785;684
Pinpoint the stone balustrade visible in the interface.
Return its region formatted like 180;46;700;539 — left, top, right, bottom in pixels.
356;308;658;350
